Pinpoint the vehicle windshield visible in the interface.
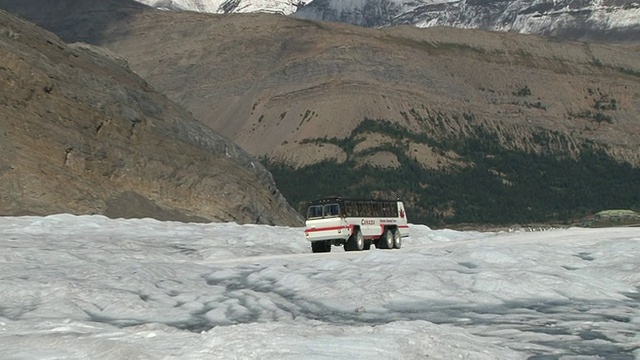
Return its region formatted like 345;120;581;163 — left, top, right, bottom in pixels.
307;205;323;219
306;204;341;219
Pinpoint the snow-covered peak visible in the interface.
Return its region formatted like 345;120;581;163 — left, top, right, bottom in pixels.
133;0;639;42
293;0;640;42
137;0;311;14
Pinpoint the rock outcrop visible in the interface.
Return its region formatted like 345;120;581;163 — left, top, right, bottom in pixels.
0;9;303;225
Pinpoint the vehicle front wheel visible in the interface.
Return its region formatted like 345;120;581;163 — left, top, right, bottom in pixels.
311;240;331;253
345;229;364;251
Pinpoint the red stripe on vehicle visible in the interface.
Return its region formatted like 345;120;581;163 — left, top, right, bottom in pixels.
305;226;350;233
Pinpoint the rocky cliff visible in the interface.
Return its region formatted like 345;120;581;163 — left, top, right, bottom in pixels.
0;9;303;225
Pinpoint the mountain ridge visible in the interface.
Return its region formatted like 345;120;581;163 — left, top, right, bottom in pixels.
83;12;640;163
1;3;637;225
127;0;640;43
0;8;303;225
94;11;640;225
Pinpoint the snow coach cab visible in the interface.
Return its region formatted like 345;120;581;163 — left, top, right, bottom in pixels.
304;197;410;253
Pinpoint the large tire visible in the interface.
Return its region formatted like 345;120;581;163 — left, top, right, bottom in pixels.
311;240;331;253
378;228;393;249
392;228;402;249
345;229;364;251
363;240;371;251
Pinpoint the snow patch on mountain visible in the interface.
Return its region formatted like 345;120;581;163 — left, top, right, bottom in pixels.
134;0;639;41
293;0;640;41
398;0;640;34
136;0;311;14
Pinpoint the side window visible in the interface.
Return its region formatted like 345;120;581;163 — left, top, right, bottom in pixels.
383;203;397;217
366;202;374;217
357;202;367;217
352;202;360;217
344;201;354;217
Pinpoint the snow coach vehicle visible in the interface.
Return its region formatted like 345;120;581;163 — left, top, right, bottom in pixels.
304;197;410;253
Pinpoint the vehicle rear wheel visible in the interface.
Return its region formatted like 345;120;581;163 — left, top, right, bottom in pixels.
345;229;364;251
378;228;393;249
392;228;402;249
363;240;371;250
311;240;331;253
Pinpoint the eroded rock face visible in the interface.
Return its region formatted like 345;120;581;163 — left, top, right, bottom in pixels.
1;2;638;170
0;10;303;226
75;12;639;167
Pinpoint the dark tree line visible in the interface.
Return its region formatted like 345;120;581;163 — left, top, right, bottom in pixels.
264;119;640;227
